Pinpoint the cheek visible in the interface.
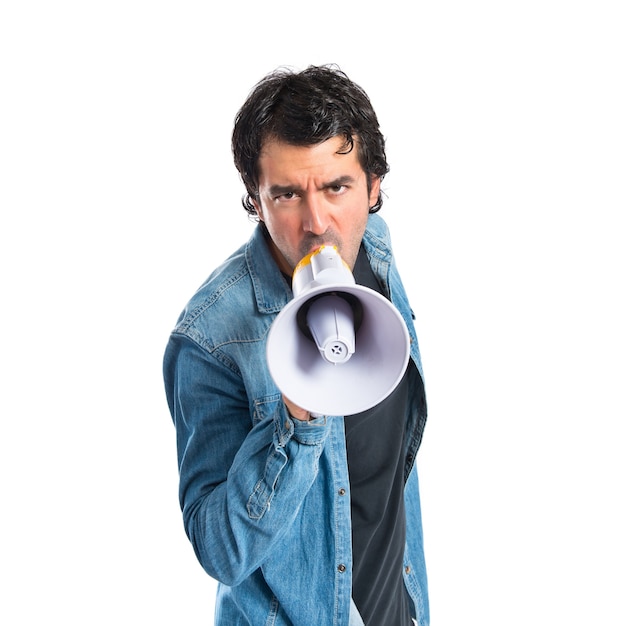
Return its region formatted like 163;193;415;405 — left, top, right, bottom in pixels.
262;211;284;232
262;213;299;246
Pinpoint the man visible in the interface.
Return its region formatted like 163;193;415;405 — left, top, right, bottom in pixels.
163;65;429;625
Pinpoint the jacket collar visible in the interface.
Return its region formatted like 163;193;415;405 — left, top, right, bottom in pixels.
245;223;292;315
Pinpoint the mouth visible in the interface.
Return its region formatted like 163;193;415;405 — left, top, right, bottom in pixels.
301;237;340;259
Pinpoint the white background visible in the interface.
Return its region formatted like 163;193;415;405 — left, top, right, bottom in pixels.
1;1;624;624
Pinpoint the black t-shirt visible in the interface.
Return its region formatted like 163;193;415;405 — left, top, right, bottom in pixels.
345;247;414;626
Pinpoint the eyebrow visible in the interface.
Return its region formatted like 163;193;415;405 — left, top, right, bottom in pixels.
268;175;356;197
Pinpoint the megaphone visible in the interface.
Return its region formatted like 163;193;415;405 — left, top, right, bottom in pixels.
266;245;410;416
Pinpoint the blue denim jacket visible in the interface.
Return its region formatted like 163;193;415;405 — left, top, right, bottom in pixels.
163;213;429;625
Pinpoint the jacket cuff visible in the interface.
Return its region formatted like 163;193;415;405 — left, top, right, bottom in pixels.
288;413;329;445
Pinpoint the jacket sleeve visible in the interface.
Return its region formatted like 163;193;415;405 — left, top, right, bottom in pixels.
163;332;330;586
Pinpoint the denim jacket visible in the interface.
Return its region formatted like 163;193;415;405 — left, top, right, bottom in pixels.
163;213;429;625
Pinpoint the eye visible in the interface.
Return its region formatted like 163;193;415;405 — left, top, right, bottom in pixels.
328;184;347;195
275;191;297;202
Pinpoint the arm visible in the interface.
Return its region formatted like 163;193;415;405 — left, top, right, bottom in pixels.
163;333;329;586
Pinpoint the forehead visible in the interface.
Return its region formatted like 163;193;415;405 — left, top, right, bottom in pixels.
256;136;363;183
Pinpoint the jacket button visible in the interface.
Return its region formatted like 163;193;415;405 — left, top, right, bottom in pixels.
405;565;411;574
338;488;346;496
338;564;346;573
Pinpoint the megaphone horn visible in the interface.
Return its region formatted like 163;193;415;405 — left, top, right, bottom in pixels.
266;245;410;416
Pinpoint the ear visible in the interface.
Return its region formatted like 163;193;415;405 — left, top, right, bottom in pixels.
368;176;381;207
251;196;264;222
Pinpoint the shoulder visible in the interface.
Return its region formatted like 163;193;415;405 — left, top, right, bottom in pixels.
171;245;254;339
168;224;291;350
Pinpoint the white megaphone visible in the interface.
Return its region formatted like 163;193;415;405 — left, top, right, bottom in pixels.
266;245;410;416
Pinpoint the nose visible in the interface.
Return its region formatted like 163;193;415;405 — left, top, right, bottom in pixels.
302;194;330;235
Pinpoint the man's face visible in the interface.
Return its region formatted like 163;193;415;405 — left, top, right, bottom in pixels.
252;136;381;275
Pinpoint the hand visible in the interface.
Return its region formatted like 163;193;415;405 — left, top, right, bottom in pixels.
283;396;310;422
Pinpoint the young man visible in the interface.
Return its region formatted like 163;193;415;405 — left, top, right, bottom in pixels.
163;65;429;625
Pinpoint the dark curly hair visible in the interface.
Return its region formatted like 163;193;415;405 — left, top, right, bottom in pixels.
232;65;389;216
